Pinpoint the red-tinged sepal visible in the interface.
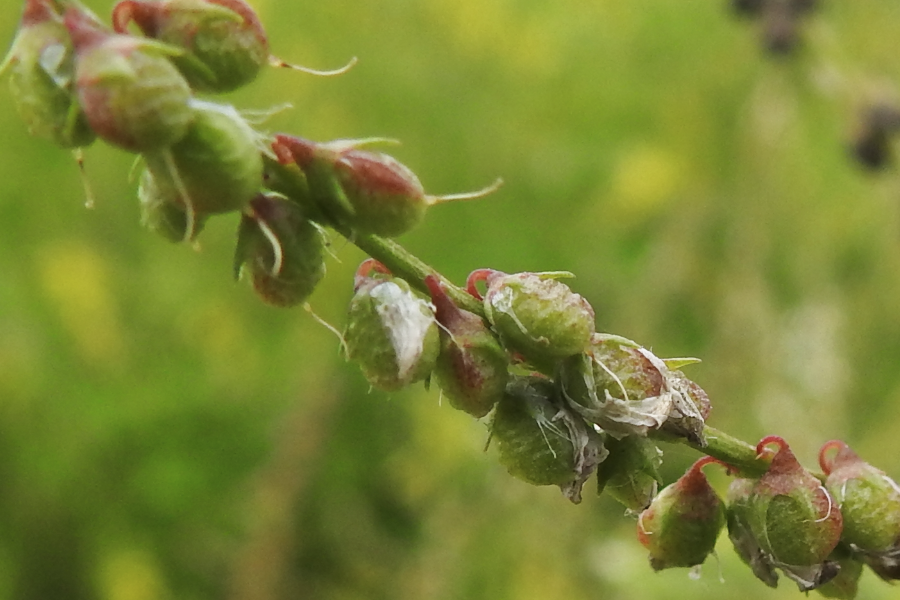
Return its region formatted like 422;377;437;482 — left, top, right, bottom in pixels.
65;4;193;152
273;134;500;237
424;275;509;418
636;456;726;571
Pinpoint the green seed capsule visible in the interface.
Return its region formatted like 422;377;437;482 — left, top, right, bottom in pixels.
344;263;439;391
142;99;263;216
468;269;595;370
112;0;269;92
490;375;606;504
819;440;900;553
1;0;95;148
424;275;509;418
748;437;843;568
637;457;725;571
65;5;193;152
234;193;326;307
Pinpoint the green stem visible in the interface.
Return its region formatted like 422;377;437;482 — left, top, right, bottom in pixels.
351;233;484;315
688;425;768;477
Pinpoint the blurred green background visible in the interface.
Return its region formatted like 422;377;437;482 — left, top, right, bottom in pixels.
3;0;900;598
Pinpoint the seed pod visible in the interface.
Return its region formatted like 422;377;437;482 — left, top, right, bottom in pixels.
819;440;900;553
727;477;781;588
424;275;509;418
343;261;439;391
748;436;843;567
272;134;500;237
560;334;708;443
466;269;595;370
233;193;326;307
64;5;193;152
1;0;95;148
138;168;207;241
596;435;663;512
727;473;842;591
111;0;269;92
490;375;606;504
637;456;726;571
141;99;263;217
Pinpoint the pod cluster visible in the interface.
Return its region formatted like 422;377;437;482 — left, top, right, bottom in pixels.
343;262;712;505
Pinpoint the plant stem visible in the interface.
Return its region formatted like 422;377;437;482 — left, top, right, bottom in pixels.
688;425;768;477
351;233;484;315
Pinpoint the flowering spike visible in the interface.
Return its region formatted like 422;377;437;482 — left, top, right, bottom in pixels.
424;275;509;418
637;456;726;571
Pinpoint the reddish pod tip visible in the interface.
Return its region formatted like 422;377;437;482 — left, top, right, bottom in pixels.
466;268;498;300
21;0;57;26
272;134;316;167
63;5;110;50
818;440;851;475
353;258;391;290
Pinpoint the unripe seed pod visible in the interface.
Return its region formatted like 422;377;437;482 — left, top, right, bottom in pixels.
637;456;726;571
727;474;842;591
65;5;193;152
490;375;606;504
233;193;326;307
343;261;439;391
142;99;263;216
596;435;663;512
272;134;500;237
819;440;900;553
112;0;268;92
138;168;207;241
748;436;843;568
727;477;780;588
1;0;96;148
467;269;595;370
424;275;509;418
560;334;708;443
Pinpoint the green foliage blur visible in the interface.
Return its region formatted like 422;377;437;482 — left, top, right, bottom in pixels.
2;1;900;598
